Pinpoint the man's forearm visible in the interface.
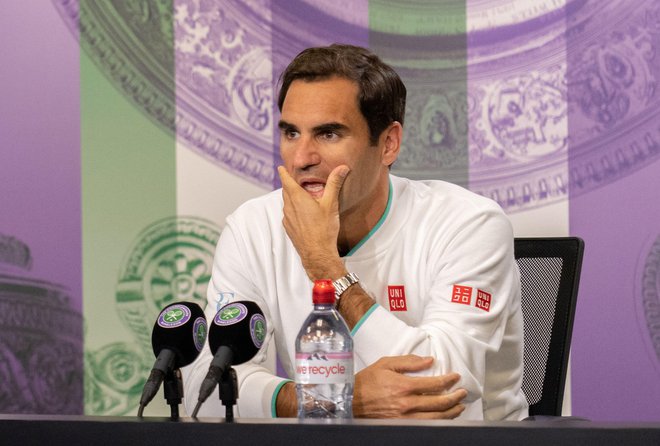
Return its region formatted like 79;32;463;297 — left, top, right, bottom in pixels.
304;258;375;329
275;381;297;417
336;284;376;330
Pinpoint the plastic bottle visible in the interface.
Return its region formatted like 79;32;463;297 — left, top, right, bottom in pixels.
295;279;354;419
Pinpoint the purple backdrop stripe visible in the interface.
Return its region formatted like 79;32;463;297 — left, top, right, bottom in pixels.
0;3;82;310
0;3;83;414
569;166;660;421
567;0;660;421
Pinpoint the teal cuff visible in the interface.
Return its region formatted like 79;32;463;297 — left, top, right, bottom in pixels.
271;379;293;418
351;303;379;337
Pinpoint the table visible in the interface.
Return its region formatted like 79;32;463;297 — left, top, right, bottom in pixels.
2;414;660;445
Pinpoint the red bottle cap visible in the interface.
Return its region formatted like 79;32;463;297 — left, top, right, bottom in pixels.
312;279;336;305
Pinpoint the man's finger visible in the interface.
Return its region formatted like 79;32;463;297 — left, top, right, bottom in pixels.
320;165;350;207
377;355;435;374
277;165;300;193
402;402;466;420
409;388;468;413
400;373;462;396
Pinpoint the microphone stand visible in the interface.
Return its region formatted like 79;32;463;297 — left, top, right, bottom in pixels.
219;366;238;422
163;368;184;420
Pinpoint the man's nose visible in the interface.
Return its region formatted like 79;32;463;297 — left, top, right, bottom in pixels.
291;136;321;170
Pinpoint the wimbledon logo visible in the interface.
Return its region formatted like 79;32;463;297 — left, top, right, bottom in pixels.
157;304;191;328
193;317;207;351
250;314;266;348
214;303;248;326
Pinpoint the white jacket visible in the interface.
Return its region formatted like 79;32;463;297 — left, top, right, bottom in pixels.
183;174;528;420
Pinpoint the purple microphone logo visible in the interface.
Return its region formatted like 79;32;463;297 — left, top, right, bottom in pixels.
250;314;266;349
157;304;191;329
214;303;248;326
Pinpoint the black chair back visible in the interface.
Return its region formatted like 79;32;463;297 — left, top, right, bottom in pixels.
514;237;584;416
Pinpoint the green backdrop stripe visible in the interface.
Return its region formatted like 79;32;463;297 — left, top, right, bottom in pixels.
368;1;468;187
80;0;176;415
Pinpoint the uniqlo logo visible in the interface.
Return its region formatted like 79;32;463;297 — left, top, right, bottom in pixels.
451;285;472;305
388;285;407;311
476;289;492;312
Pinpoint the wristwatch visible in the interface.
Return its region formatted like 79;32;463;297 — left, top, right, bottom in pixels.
332;272;360;300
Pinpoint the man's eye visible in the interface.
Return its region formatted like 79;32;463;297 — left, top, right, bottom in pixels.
320;132;338;141
285;130;299;139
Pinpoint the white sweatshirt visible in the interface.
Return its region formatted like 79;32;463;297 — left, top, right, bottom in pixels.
183;175;528;420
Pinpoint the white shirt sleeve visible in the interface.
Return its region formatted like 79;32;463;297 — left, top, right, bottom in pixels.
351;206;523;418
182;218;288;418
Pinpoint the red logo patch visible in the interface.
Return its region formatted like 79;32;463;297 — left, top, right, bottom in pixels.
475;289;492;312
388;285;407;311
451;285;472;305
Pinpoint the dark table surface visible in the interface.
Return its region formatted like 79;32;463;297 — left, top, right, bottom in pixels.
2;414;660;446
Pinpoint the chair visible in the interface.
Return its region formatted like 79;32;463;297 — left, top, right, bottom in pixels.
514;237;584;416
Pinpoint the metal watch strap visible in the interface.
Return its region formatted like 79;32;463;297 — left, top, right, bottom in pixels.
332;272;360;300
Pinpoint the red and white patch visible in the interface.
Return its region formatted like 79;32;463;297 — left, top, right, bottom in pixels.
451;285;472;305
475;289;492;312
388;285;407;311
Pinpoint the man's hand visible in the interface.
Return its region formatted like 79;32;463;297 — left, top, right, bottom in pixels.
278;165;350;281
276;355;467;419
353;355;467;419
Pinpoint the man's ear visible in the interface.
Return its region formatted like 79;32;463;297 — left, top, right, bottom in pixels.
381;121;402;167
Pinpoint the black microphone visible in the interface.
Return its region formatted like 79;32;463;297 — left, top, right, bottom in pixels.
192;300;267;417
138;301;207;416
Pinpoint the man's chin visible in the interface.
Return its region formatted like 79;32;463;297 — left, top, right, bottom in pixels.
308;191;324;201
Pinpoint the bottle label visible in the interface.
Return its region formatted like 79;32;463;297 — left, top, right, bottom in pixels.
295;352;354;384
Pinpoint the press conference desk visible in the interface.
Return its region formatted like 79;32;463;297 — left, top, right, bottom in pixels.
3;414;660;445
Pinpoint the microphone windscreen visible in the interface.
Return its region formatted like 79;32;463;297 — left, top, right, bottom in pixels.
151;301;207;369
208;300;266;364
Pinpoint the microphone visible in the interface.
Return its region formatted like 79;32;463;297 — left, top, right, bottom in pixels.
138;301;207;416
192;300;267;418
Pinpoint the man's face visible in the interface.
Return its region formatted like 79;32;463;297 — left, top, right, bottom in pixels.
278;77;390;217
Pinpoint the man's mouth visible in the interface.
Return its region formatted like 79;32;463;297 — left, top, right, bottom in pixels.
301;181;326;198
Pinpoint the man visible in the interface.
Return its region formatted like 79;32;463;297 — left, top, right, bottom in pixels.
183;44;528;420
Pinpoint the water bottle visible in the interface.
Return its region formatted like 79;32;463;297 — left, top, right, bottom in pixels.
295;279;354;419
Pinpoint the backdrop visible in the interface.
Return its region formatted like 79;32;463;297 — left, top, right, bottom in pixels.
1;0;659;421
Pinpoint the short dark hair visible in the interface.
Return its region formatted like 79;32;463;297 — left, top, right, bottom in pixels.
277;44;406;145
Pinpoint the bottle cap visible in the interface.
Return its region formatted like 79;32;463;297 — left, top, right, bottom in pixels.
312;279;336;305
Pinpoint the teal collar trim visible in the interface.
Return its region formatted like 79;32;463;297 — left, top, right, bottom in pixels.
345;178;393;257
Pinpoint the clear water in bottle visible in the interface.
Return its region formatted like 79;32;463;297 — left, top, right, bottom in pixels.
295;279;354;419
